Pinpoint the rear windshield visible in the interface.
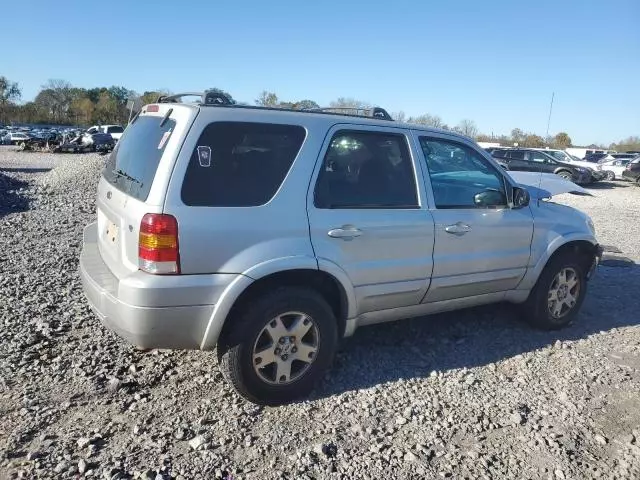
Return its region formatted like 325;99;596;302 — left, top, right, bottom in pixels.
181;122;305;207
107;126;124;134
103;115;176;201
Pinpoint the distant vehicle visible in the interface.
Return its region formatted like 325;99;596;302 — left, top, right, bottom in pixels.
87;125;124;141
583;153;609;163
622;157;640;184
599;158;634;180
610;153;638;160
491;148;594;184
1;132;31;145
534;149;607;182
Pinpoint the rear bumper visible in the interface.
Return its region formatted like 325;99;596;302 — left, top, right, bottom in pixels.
79;222;237;349
622;170;640;181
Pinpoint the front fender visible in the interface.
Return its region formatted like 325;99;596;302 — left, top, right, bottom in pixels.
518;232;598;290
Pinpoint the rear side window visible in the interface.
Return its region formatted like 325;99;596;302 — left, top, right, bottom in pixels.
103;115;176;201
508;150;525;160
314;130;418;209
181;122;305;207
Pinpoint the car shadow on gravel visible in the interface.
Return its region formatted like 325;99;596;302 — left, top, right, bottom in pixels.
316;261;640;399
586;181;629;190
0;170;30;218
0;167;52;173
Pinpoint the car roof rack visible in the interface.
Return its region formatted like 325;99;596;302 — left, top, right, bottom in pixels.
157;91;235;105
155;91;393;121
304;106;393;121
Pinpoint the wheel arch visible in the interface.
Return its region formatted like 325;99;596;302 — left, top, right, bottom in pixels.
521;237;598;291
205;265;356;351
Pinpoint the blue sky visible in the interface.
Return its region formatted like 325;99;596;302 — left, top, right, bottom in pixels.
3;0;639;145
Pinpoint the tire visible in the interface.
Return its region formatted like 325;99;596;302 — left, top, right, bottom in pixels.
523;251;587;330
556;170;573;181
605;170;615;181
218;287;338;405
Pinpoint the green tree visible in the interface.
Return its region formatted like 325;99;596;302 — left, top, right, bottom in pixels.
94;92;119;123
0;76;21;123
511;128;524;144
552;132;572;149
610;136;640;152
292;99;320;110
256;91;279;106
523;134;545;147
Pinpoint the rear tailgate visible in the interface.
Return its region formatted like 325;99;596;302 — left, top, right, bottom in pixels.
97;104;198;278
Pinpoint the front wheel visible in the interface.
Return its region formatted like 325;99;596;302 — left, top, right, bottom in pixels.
218;287;338;405
556;171;573;181
523;252;587;330
605;170;615;181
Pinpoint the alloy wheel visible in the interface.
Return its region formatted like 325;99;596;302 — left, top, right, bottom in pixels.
547;267;581;319
252;311;320;385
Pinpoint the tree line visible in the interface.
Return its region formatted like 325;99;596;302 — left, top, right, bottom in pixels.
1;76;637;152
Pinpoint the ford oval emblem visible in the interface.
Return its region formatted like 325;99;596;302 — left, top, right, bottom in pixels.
107;191;112;199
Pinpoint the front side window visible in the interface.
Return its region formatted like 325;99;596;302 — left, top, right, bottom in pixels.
181;122;305;207
508;150;525;160
314;130;419;209
420;137;507;209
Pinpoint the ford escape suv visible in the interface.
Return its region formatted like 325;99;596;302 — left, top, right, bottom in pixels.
80;91;602;405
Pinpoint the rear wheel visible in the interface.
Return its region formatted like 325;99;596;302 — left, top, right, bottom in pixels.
605;170;615;181
218;287;338;405
523;251;587;330
556;170;573;181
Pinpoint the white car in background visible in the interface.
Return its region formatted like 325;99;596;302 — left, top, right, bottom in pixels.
599;158;636;180
87;125;124;141
1;132;31;145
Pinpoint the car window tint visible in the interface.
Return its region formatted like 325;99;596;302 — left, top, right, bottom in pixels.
492;149;508;158
420;137;506;209
181;122;305;207
314;130;418;209
508;150;525;160
531;151;549;163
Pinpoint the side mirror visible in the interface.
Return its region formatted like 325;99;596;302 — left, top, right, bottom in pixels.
513;187;530;208
474;189;507;208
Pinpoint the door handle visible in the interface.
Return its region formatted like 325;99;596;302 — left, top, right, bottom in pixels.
445;222;471;236
328;226;363;240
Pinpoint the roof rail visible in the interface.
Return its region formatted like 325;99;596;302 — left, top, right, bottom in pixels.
156;90;235;105
305;106;393;121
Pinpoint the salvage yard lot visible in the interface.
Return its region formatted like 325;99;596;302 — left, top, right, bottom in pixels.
1;146;639;479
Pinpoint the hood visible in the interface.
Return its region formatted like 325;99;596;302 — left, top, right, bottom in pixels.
508;171;592;198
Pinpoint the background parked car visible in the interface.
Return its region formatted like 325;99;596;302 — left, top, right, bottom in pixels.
87;125;124;141
535;148;607;181
599;158;634;180
622;157;640;184
491;148;594;184
1;132;31;145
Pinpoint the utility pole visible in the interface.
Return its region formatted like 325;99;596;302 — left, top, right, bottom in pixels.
546;92;555;139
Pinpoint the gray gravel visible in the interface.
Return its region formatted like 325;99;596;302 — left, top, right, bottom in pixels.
1;146;639;479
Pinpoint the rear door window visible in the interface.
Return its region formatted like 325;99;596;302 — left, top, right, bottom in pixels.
181;122;306;207
103;115;176;201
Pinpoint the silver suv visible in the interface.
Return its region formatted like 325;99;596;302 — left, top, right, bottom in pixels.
80;92;602;405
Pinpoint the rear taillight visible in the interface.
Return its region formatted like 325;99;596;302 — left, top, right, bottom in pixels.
138;214;180;274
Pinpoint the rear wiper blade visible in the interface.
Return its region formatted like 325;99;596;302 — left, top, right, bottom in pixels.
112;169;143;186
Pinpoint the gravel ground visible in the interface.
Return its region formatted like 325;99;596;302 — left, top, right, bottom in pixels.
1;145;639;480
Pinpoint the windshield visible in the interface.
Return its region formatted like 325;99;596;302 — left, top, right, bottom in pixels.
103;115;176;201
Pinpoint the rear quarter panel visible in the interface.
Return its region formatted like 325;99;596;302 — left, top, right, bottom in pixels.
163;109;332;276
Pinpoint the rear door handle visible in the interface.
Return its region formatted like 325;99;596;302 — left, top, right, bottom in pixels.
328;226;363;240
445;222;471;236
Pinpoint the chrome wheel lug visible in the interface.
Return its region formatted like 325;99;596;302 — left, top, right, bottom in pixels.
282;354;288;361
279;337;285;344
291;347;297;353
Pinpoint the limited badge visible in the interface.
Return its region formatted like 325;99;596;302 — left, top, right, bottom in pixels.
197;146;212;167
